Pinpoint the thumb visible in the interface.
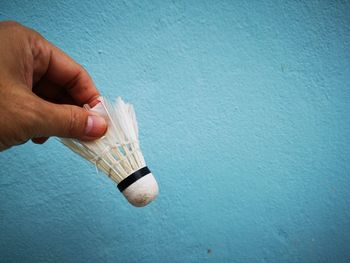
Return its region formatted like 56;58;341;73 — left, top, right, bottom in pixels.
36;100;107;140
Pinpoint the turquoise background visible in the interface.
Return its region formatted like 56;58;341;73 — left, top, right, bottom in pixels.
1;1;350;262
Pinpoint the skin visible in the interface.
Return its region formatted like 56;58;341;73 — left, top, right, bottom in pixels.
0;21;107;151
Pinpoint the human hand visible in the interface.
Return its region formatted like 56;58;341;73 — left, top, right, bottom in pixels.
0;21;107;151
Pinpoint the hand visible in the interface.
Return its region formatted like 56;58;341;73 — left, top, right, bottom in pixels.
0;21;107;151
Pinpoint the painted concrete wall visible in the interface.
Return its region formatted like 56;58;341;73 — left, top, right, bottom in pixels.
1;1;349;262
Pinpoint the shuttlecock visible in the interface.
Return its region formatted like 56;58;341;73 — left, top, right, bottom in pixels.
61;97;158;207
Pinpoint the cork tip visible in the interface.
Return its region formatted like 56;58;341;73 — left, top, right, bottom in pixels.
122;173;159;207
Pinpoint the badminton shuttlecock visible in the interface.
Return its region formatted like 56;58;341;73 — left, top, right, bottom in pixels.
61;97;158;207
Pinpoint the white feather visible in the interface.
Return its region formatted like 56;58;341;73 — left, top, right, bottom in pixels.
60;96;158;207
61;97;146;184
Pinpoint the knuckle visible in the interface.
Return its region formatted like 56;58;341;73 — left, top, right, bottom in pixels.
67;107;78;136
67;107;84;137
30;33;50;60
28;28;45;43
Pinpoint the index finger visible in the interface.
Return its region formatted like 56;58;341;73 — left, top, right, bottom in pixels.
38;38;99;106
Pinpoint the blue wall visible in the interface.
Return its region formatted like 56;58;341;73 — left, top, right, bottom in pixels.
1;1;350;262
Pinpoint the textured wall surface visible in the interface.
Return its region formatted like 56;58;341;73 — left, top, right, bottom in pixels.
1;1;350;262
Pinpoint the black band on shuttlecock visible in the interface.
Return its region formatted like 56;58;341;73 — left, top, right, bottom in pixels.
117;166;151;192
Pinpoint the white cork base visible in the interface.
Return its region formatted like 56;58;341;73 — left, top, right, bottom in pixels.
122;173;159;207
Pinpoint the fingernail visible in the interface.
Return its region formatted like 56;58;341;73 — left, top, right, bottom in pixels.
85;115;107;137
